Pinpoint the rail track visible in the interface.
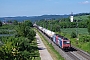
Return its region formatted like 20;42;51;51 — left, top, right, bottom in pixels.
71;46;90;60
37;28;90;60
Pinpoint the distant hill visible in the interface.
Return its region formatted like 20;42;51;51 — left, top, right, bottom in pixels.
0;13;90;22
74;13;90;16
0;15;69;22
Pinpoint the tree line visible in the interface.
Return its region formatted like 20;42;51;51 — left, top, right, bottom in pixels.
36;15;90;34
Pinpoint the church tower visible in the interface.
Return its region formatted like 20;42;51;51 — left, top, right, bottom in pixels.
70;12;73;22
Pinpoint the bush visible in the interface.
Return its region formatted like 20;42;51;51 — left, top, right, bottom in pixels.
87;16;90;34
79;35;90;42
71;32;77;38
0;21;2;26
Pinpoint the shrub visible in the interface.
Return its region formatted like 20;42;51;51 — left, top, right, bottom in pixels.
71;32;77;38
79;35;90;42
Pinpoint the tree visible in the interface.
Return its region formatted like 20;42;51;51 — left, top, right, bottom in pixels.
15;21;36;42
13;20;18;25
71;32;77;38
0;36;36;60
55;25;61;32
0;20;36;60
7;20;12;23
0;21;2;26
87;16;90;34
24;20;33;27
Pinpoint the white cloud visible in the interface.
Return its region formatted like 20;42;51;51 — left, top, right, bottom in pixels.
80;1;90;4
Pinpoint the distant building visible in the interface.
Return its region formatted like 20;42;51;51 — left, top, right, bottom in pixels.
70;12;73;22
2;20;6;24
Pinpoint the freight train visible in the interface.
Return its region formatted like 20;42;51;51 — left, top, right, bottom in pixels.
34;24;71;50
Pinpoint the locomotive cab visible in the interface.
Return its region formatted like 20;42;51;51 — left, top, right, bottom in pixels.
63;38;71;49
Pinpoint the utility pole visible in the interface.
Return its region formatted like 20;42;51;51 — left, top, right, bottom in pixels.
43;23;44;28
76;16;82;40
76;20;78;40
50;23;52;31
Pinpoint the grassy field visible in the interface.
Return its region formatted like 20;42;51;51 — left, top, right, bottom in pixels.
61;28;89;35
35;28;64;60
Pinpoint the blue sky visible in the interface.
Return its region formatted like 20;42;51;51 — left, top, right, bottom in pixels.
0;0;90;17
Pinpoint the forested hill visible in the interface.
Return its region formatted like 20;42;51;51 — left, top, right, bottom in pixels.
0;15;69;22
74;13;90;16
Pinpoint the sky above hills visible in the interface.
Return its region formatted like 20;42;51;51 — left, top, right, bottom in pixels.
0;0;90;17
